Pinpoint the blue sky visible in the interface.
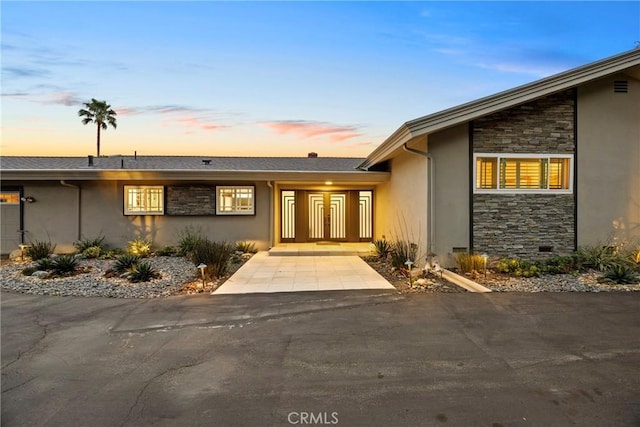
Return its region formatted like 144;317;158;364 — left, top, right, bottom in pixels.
2;1;639;157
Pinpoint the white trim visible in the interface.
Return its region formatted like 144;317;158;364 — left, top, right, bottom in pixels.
473;153;573;194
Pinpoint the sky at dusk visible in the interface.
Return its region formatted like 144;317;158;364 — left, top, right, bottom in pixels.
2;1;639;158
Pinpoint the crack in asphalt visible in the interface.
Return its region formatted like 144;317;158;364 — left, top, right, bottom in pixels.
1;376;35;394
1;314;49;370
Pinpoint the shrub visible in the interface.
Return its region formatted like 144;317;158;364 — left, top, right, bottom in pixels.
390;240;419;270
155;245;177;256
22;266;38;276
454;253;488;274
110;254;140;274
579;245;622;272
82;246;102;259
127;238;152;258
99;248;125;260
177;226;205;257
50;255;78;276
236;241;257;254
128;262;160;283
602;264;639;285
542;254;584;275
371;239;392;259
190;239;235;278
74;235;106;253
35;257;55;271
495;258;540;278
26;240;56;261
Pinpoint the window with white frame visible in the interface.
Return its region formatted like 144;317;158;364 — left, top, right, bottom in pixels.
474;154;572;193
216;186;255;215
124;186;164;215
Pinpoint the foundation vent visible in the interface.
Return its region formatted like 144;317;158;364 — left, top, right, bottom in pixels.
614;80;628;93
202;159;212;165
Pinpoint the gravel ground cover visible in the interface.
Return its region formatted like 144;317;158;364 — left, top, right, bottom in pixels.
0;255;250;298
475;270;640;292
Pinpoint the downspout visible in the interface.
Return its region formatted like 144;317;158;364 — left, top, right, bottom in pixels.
60;180;82;241
266;181;274;249
403;143;434;254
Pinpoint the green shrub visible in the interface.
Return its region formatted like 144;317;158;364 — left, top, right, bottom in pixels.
454;253;488;274
190;239;235;278
26;240;56;261
177;226;205;257
50;255;78;276
128;262;160;283
602;264;639;285
22;266;38;276
390;240;418;270
578;245;622;272
110;254;140;274
82;246;102;259
74;235;106;253
370;239;392;259
35;257;55;271
495;258;540;278
235;241;257;254
156;245;177;256
542;254;584;275
127;238;152;258
99;248;125;260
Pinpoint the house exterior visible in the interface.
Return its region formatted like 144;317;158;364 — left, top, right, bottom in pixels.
2;49;639;264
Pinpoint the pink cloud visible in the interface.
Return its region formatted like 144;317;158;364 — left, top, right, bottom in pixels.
164;116;227;132
261;120;362;142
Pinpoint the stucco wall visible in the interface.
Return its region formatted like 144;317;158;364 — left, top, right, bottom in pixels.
13;180;272;253
472;90;576;259
374;141;428;261
428;124;470;266
577;74;640;246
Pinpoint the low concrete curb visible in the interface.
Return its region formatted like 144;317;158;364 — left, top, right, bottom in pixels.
441;269;492;293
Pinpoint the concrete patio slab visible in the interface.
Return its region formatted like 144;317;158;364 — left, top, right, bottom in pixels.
214;251;395;294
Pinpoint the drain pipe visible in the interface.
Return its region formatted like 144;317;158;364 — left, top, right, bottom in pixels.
60;180;82;240
402;143;434;255
266;181;274;249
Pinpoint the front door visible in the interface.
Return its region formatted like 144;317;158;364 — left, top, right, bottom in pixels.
308;192;347;241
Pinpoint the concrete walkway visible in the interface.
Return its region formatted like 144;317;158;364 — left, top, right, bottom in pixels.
214;251;395;294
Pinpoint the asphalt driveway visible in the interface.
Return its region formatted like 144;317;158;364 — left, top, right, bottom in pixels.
2;290;639;426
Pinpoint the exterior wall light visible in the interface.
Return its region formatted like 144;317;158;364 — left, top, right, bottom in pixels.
20;196;36;203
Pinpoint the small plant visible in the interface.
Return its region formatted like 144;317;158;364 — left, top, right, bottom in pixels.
371;239;392;259
22;266;38;276
127;238;152;258
74;235;106;253
26;240;56;261
579;244;621;272
177;226;205;257
155;245;177;256
601;264;639;285
35;257;55;271
128;262;160;283
110;254;140;274
542;254;584;275
190;239;235;278
454;253;487;274
390;240;419;271
82;246;102;259
495;258;540;278
235;241;257;254
50;255;78;276
99;248;125;260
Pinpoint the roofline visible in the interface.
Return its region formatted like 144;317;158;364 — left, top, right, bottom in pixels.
360;48;640;169
0;169;390;182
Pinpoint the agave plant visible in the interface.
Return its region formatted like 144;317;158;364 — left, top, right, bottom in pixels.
128;262;160;283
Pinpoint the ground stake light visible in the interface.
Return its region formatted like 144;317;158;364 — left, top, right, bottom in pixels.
197;263;207;288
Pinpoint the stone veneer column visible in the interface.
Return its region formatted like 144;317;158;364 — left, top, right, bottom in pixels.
472;90;576;260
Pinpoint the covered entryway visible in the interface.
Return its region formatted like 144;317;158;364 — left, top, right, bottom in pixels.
280;190;373;243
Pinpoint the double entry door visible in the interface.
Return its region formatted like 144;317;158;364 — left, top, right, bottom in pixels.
281;190;373;243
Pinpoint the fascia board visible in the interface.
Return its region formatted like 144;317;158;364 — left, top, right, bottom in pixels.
0;169;390;182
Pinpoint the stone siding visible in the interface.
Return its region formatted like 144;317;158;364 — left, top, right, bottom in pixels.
473;194;575;259
473;90;575;153
166;186;215;215
472;90;576;259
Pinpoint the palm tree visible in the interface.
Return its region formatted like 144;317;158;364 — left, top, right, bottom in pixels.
78;99;117;157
